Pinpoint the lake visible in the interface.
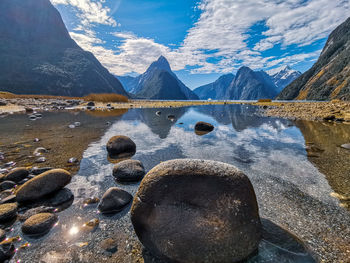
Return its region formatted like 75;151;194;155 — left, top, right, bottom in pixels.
0;104;349;262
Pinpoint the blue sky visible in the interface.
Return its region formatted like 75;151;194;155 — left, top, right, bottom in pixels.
51;0;350;89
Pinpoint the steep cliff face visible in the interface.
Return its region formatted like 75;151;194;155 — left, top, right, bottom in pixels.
226;67;279;100
193;74;235;100
277;17;350;101
0;0;127;97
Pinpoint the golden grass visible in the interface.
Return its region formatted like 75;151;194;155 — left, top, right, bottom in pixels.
83;93;128;103
257;99;272;103
0;92;128;103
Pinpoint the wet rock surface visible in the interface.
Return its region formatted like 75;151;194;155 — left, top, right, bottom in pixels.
2;167;28;183
113;160;145;182
194;121;214;132
106;136;136;159
98;187;132;214
0;203;17;222
16;169;72;203
131;159;261;263
22;213;58;236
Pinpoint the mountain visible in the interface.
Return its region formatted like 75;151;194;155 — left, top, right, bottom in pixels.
0;0;127;97
277;17;350;100
225;67;279;100
267;66;301;92
117;56;198;100
193;74;235;100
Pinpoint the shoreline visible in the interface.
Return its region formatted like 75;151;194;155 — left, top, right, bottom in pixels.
1;98;350;123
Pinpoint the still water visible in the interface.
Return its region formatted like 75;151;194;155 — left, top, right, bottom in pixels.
0;104;349;262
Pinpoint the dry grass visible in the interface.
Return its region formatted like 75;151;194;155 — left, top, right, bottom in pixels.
0;92;128;103
83;93;128;103
257;99;272;103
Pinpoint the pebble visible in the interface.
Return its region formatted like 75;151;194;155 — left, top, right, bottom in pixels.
22;213;58;236
0;203;17;222
35;157;47;163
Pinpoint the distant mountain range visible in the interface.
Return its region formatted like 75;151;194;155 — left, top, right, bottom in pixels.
0;0;127;97
117;56;198;100
193;66;300;100
278;17;350;100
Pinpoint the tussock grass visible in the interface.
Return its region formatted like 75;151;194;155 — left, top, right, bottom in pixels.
83;93;128;103
0;92;128;103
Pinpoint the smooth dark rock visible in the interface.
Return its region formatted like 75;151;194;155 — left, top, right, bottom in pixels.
131;159;261;263
0;181;16;191
106;136;136;158
16;169;72;203
0;101;6;106
44;188;74;206
98;187;132;214
194;121;214;132
87;102;95;107
30;167;53;175
113;160;145;182
3;167;28;183
0;203;17;222
0;229;5;241
0;190;12;200
19;206;56;221
0;242;15;262
0;195;16;204
22;213;57;236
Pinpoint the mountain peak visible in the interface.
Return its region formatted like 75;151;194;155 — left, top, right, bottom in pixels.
148;55;171;72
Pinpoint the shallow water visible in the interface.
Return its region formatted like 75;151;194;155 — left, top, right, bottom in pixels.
0;105;349;262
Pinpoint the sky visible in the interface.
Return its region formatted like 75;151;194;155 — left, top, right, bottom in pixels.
51;0;350;89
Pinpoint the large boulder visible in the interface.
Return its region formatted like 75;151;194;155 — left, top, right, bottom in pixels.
16;169;72;203
106;136;136;158
113;159;145;182
98;187;132;214
131;159;261;263
22;213;58;236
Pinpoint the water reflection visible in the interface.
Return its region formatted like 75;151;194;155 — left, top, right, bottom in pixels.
0;105;348;262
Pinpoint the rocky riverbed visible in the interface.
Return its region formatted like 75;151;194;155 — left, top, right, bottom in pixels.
0;104;349;262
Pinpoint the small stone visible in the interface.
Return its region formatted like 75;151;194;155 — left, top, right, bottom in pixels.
194;121;214;132
35;113;42;118
83;197;100;206
68;124;75;129
101;238;118;253
16;169;72;203
156;111;161;116
113;160;145;182
68;157;79;164
0;241;15;262
25;108;34;113
30;167;53;175
0;195;16;205
87;102;95;107
3;167;29;183
106;136;136;159
33;147;48;156
167;114;176;122
22;213;58;236
341;143;350;150
29;115;36;120
74;122;81;127
0;181;16;191
98;187;132;214
19;206;56;221
35;157;46;163
0;203;17;222
33;138;40;142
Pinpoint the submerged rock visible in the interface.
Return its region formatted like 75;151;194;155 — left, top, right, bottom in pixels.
16;169;72;203
0;181;16;191
131;159;261;263
22;213;58;236
106;136;136;158
3;167;29;183
113;160;145;182
100;238;118;253
0;203;17;222
0;241;15;262
341;143;350;150
98;187;132;214
19;206;56;221
30;167;53;175
33;147;48;156
194;121;214;132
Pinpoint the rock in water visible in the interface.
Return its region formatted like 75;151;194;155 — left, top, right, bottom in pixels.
22;213;58;236
341;143;350;150
194;121;214;132
131;159;261;263
113;160;145;182
0;203;17;222
98;187;132;214
3;167;29;183
16;169;72;203
0;181;16;191
106;136;136;158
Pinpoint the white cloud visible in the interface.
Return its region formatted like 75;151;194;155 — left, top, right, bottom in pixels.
51;0;350;75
